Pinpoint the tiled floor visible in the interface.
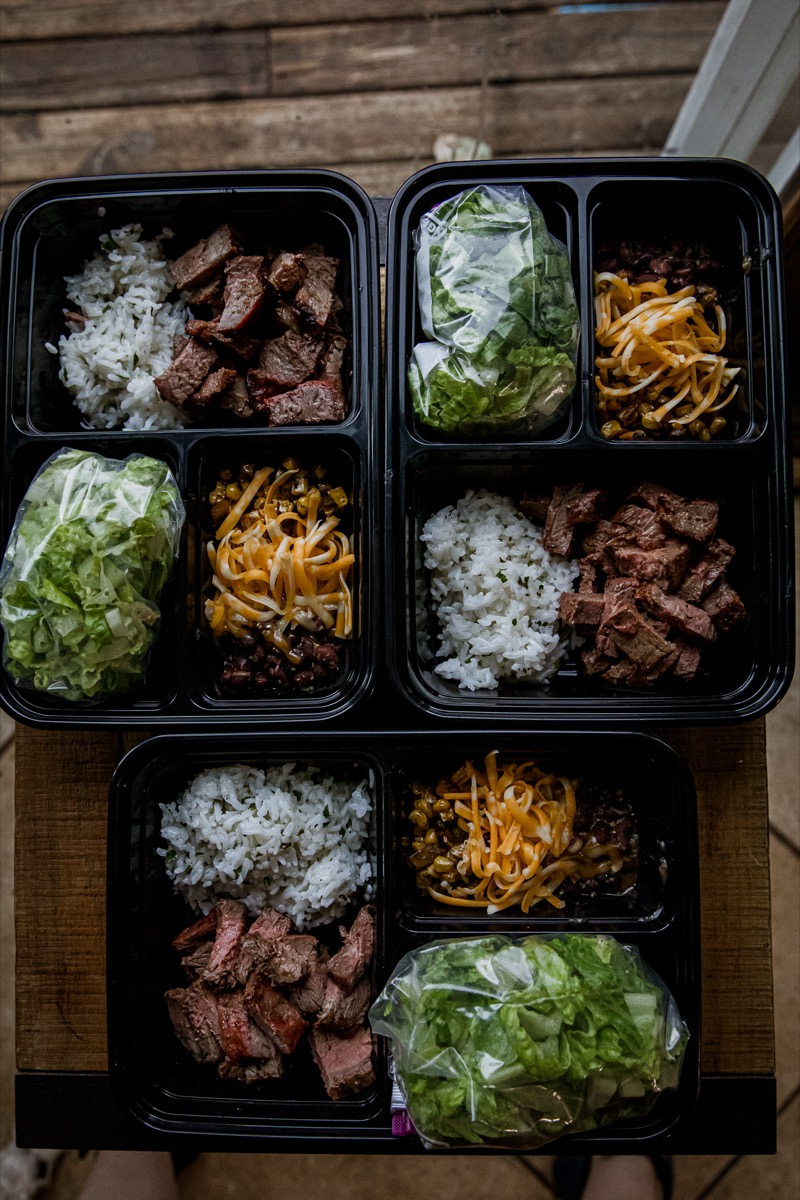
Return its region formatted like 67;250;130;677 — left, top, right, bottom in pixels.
0;507;797;1200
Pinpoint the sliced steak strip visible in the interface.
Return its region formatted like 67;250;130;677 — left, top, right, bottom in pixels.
543;483;585;557
636;583;717;642
327;905;375;991
172;910;217;952
264;380;346;425
181;941;214;982
558;591;605;627
317;975;371;1032
611;540;690;591
678;539;735;603
599;578;640;628
604;607;673;669
166;982;223;1064
565;488;608;526
294;256;339;327
218;255;265;331
192;367;237;409
170;224;242;291
244;972;308;1054
203;899;247;986
309;1026;375;1100
216;989;281;1062
318;333;348;388
185;317;261;361
672;639;702;681
155;338;217;407
241;932;318;987
612;504;665;550
701;579;747;632
257;330;325;388
287;946;329;1016
657;494;718;542
266;251;307;293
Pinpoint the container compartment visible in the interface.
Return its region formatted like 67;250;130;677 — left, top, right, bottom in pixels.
393;445;786;723
586;178;772;444
4;175;374;435
185;432;371;718
108;735;388;1135
389;175;583;446
389;733;693;934
0;437;186;719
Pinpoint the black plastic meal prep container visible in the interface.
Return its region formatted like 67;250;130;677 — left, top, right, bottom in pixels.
384;158;794;725
0;171;380;728
108;729;699;1150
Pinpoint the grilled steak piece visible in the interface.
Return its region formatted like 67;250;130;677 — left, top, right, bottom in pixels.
678;539;735;603
170;224;242;292
244;973;308;1054
166;982;223;1064
203;899;247;987
237;926;318;987
610;540;690;591
257;330;325;389
599;578;640;628
577;559;601;593
581;643;616;676
627;481;682;512
287;946;329;1016
672;639;702;680
182;275;225;308
559;591;605;626
217;1056;284;1082
181;941;213;982
604;607;673;669
185;317;261;361
701;579;746;632
294;256;339;327
636;583;717;642
310;1025;375;1100
218;255;265;331
264;380;346;425
613;504;665;551
543;483;585;557
233;908;294;984
581;519;630;561
274;302;303;333
172;910;217;952
155;338;217;407
318;333;348;388
220;375;256;419
192;367;237;409
657;494;718;542
518;491;551;525
216;989;282;1062
266;251;307;293
565;489;608;526
317;975;371;1032
172;333;190;360
327;905;375;991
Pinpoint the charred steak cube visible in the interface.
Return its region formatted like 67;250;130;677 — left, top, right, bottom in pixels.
610;540;690;591
263;380;346;425
192;367;237;409
317;975;372;1032
244;972;308;1054
155;338;217;407
518;491;551;525
565;488;608;527
678;539;735;603
604;607;673;669
220;375;256;420
294;256;339;327
636;583;717;642
185;317;261;361
203;899;247;986
612;504;666;551
166;982;223;1065
657;494;719;543
257;330;325;389
287;946;329;1016
216;989;282;1063
318;333;348;389
170;224;242;292
543;483;585;557
218;255;265;331
558;591;605;627
266;251;308;293
701;579;746;631
327;905;375;991
310;1025;375;1100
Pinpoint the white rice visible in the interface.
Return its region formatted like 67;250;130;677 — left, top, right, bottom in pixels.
158;762;374;929
420;489;579;691
49;224;188;431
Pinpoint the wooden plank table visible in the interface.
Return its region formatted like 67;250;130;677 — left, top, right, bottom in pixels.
13;721;776;1152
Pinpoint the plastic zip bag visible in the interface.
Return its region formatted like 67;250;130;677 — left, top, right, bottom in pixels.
0;447;185;703
409;185;580;436
369;933;689;1150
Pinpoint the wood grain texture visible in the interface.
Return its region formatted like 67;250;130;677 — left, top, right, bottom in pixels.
271;4;724;96
15;722;774;1075
1;0;716;42
0;75;691;184
0;30;269;112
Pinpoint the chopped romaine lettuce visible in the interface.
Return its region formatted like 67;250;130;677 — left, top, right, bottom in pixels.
0;448;184;702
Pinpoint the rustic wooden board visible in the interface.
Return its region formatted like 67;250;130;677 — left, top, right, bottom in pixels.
271;4;724;96
1;0;721;42
15;722;774;1075
0;30;269;111
0;75;692;185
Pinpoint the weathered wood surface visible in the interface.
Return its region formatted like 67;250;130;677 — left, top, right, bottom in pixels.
0;4;724;111
0;0;723;42
15;722;774;1076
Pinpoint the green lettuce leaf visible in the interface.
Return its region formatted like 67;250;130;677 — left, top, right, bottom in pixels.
0;448;184;702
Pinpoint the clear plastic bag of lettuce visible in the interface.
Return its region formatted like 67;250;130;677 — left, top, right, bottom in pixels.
409;185;580;436
369;934;689;1150
0;448;185;703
